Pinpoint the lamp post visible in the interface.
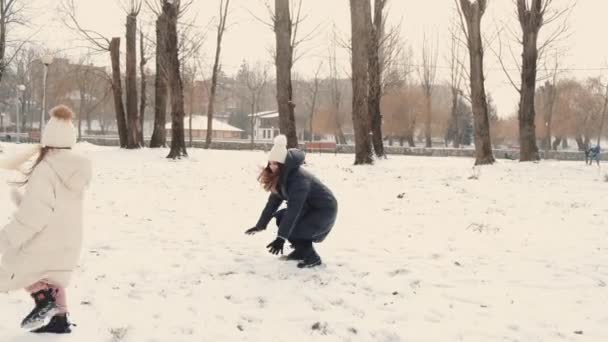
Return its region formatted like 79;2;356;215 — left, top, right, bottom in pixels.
0;113;4;135
16;84;25;143
40;55;53;137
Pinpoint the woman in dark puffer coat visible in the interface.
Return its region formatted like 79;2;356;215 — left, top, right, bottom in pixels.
245;135;337;268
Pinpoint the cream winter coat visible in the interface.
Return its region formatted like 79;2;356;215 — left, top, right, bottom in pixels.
0;149;91;291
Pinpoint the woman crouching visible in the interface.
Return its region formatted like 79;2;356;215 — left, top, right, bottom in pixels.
246;135;337;268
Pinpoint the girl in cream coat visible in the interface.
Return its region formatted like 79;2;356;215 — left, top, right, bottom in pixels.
0;105;92;334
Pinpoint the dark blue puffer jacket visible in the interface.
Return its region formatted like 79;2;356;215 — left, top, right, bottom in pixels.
255;149;337;241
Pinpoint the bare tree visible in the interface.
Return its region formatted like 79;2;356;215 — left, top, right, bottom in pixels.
492;0;573;161
350;0;373;164
0;0;30;84
274;0;298;147
124;0;143;148
368;0;387;157
74;55;110;140
252;0;320;147
181;49;204;147
378;20;404;96
243;61;269;148
12;46;38;130
516;0;543;160
328;25;347;145
539;51;561;152
109;38;129;147
182;60;195;146
147;0;198;149
305;61;323;142
163;0;187;159
61;0;128;147
417;32;438;148
456;0;495;165
446;26;465;148
204;0;230;148
597;79;608;148
517;0;574;161
139;28;149;144
150;4;169;148
399;47;417;147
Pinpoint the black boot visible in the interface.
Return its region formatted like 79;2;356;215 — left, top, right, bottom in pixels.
21;289;59;330
282;239;307;261
31;314;73;334
297;242;322;268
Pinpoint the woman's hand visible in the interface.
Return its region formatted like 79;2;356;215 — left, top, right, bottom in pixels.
244;226;265;235
266;237;285;255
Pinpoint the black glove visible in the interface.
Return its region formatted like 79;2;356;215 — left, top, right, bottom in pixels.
245;226;265;235
266;237;285;255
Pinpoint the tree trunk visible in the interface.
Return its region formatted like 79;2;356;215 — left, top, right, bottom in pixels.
518;34;540;160
517;0;541;161
0;6;8;85
451;88;460;148
309;93;316;142
205;61;219;149
274;0;298;148
205;0;230;149
125;14;140;149
350;0;373;164
597;82;608;147
330;86;345;145
87;103;92;134
21;97;27;133
424;90;432;147
189;111;193;146
250;96;256;148
575;136;585;151
543;84;556;152
164;1;187;159
309;112;313;142
139;29;147;145
189;84;193;146
552;136;561;150
459;0;495;165
543;115;552;152
335;127;346;145
368;0;385;157
78;90;84;141
150;11;168;148
110;37;128;148
406;133;415;147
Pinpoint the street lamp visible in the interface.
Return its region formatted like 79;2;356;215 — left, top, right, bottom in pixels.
0;113;5;135
40;54;53;137
16;84;25;143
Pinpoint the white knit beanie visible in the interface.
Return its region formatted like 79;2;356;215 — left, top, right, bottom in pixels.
41;105;77;148
268;134;288;164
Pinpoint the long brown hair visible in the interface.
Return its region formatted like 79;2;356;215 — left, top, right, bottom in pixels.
16;147;53;186
258;162;284;193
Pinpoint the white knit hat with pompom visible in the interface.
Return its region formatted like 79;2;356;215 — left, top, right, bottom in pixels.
268;134;288;164
41;105;77;148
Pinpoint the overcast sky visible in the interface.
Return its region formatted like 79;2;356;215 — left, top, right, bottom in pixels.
21;0;600;117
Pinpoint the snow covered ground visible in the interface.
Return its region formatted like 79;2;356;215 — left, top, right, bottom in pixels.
0;143;607;342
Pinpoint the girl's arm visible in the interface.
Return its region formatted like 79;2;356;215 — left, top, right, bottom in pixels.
0;163;55;253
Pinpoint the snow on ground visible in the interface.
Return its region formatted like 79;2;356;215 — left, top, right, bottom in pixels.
0;142;607;341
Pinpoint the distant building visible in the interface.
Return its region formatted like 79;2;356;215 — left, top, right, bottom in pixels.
165;115;244;139
247;110;280;141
